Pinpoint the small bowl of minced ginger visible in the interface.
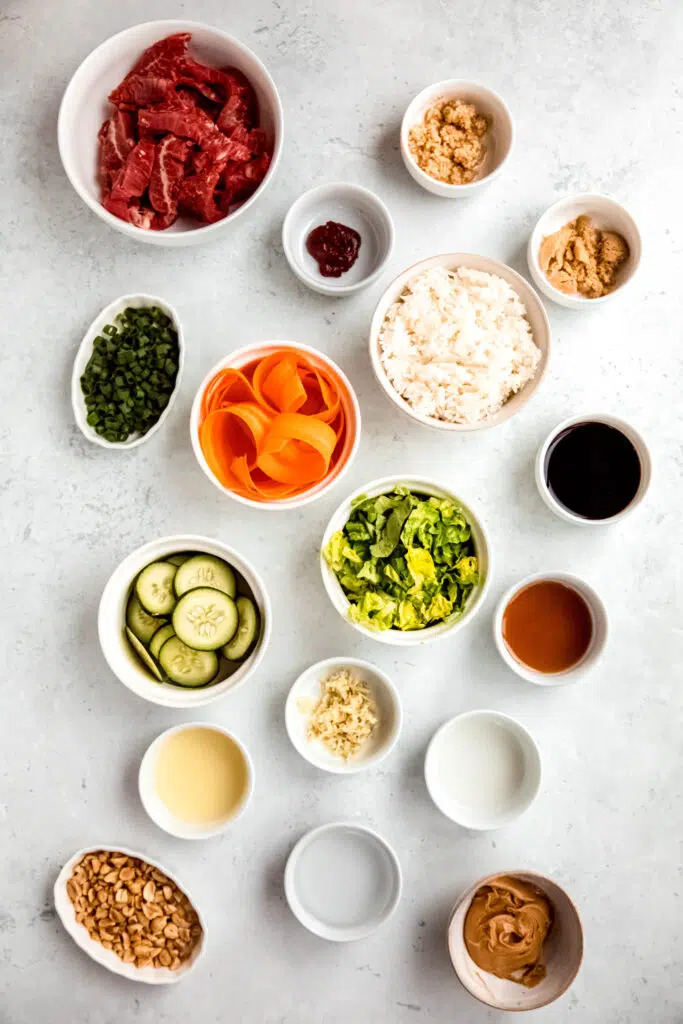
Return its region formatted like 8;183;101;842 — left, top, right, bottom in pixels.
285;657;402;774
528;193;642;308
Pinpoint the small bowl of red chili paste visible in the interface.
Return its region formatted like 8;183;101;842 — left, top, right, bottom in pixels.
282;183;394;296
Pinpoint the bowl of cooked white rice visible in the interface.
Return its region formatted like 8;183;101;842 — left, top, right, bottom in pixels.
368;254;551;431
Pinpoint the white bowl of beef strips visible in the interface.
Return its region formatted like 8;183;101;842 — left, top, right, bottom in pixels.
58;21;283;246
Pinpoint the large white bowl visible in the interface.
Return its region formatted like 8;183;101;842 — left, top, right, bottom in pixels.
190;341;361;510
369;253;551;432
58;20;283;246
98;534;271;707
71;293;184;449
54;845;206;984
320;475;491;646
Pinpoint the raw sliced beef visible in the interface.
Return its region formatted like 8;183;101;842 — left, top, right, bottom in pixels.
109;140;156;201
109;74;176;108
129;32;191;79
98;110;136;191
137;106;216;146
149;135;191;215
178;166;225;223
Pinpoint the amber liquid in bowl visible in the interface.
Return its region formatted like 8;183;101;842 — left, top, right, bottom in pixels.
502;580;593;673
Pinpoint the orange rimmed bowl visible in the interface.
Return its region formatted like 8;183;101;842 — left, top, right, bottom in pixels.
190;341;361;510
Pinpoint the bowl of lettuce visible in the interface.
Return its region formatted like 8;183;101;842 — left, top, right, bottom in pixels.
321;476;491;645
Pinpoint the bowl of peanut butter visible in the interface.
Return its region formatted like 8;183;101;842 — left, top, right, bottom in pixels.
447;871;583;1011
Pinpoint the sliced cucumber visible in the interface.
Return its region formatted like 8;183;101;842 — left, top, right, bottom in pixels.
135;561;178;616
222;596;260;661
149;623;175;660
126;593;166;645
172;587;238;651
158;636;218;687
125;627;164;681
166;552;195;567
174;555;236;599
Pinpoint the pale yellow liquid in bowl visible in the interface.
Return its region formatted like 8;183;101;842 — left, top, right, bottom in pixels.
155;727;249;825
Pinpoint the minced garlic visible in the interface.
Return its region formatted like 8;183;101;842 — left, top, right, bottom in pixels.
307;670;378;760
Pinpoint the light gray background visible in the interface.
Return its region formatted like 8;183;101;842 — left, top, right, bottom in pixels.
1;1;682;1022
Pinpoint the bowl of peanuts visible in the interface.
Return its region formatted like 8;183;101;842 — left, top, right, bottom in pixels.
54;846;206;983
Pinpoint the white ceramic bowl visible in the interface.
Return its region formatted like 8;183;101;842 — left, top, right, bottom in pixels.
190;341;361;510
535;413;652;525
282;183;394;296
285;657;402;774
284;822;402;941
58;20;283;246
98;534;271;707
139;723;254;839
71;293;184;449
448;870;583;1011
424;710;541;829
493;572;608;686
54;845;206;984
320;475;491;646
369;253;551;432
527;193;642;308
400;80;513;197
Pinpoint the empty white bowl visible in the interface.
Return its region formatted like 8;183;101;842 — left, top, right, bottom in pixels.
190;341;361;510
71;293;184;449
369;253;550;432
284;822;402;941
527;193;642;308
98;534;271;707
424;710;541;829
535;413;652;525
400;80;514;197
448;870;583;1011
285;657;402;774
493;572;608;686
139;723;254;839
58;20;283;246
320;475;491;646
282;183;394;296
54;845;206;984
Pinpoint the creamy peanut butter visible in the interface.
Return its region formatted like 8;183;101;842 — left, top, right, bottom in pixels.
463;875;553;988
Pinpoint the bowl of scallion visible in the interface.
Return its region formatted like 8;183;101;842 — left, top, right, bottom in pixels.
71;293;184;449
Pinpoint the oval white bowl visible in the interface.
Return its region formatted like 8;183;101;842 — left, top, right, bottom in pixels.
535;413;652;525
285;656;402;774
424;710;542;829
54;845;206;984
320;475;492;647
493;572;608;686
139;723;254;839
369;253;551;432
58;20;283;246
190;341;361;510
447;870;583;1011
98;534;271;707
71;293;184;449
400;80;514;198
527;192;642;308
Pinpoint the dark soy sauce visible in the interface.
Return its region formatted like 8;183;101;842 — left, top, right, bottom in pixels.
545;421;641;520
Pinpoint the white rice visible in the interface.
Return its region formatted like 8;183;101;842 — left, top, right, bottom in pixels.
377;266;541;424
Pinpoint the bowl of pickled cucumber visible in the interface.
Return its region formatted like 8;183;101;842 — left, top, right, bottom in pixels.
98;535;271;707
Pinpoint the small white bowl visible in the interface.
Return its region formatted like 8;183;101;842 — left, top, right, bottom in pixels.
448;870;583;1011
320;475;491;647
493;572;608;686
369;253;550;432
58;20;283;246
190;341;361;510
54;845;206;984
98;534;271;708
527;193;642;308
284;822;402;941
400;80;513;197
139;723;254;839
71;293;184;449
285;657;402;774
535;413;652;525
282;183;394;296
424;710;541;830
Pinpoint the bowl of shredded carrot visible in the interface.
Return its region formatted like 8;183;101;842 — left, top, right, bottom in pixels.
190;342;361;507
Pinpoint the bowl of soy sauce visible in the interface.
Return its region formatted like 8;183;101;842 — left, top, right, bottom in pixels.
535;414;651;525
